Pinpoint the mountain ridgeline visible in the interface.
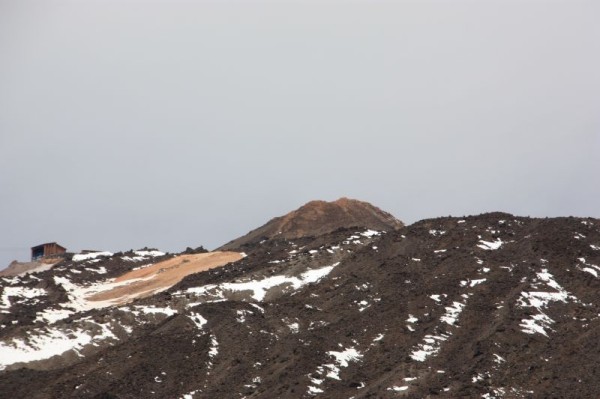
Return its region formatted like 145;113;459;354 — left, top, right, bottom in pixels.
218;197;404;250
0;199;599;399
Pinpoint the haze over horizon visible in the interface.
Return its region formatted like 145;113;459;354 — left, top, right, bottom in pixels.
1;0;599;267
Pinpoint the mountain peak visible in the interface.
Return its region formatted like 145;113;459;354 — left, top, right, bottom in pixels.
219;198;403;250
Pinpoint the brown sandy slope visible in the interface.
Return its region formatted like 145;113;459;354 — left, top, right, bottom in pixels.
219;197;403;250
0;260;57;277
87;252;243;305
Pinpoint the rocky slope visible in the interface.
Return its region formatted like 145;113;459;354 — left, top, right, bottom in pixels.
218;197;403;250
1;203;600;399
0;260;58;277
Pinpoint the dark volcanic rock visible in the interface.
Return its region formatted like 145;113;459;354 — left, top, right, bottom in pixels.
1;209;600;399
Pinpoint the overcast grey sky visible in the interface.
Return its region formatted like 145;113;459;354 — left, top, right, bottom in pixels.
1;0;599;267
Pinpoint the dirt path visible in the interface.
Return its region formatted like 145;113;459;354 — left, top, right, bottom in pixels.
87;252;243;305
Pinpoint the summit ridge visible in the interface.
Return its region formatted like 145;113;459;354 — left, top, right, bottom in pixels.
219;197;403;250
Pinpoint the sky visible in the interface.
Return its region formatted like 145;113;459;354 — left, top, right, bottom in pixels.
1;0;599;267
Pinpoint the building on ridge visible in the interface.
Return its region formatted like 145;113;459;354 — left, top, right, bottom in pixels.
31;242;67;261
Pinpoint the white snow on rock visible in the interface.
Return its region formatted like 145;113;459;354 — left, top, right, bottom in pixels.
469;278;487;287
208;334;219;358
133;306;177;317
373;333;384;342
410;297;467;362
0;321;117;370
1;286;46;311
517;270;569;310
34;308;74;324
327;347;363;368
410;333;450;361
582;268;598;277
236;309;254;323
360;230;380;238
493;354;506;364
288;322;300;333
122;256;147;262
357;300;370;312
86;266;107;274
406;314;418;331
477;239;503;250
517;268;574;337
72;252;113;262
440;301;465;325
388;386;409;391
1;277;21;285
577;257;600;278
307;385;324;395
189;313;208;330
180;263;339;302
308;346;363;393
520;314;555;337
134;250;165;257
249;303;265;313
180;389;200;399
121;250;165;262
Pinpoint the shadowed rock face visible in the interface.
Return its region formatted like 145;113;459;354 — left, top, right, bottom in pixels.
219;198;403;250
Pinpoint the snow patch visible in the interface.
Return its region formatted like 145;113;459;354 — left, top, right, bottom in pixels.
440;301;465;325
1;286;46;311
469;278;487;287
181;263;339;302
410;334;450;361
309;346;363;390
517;268;574;337
327;347;363;368
133;305;178;317
34;308;74;324
135;250;165;257
477;239;503;250
287;322;299;333
0;321;117;370
72;252;113;262
410;297;467;361
373;333;384;342
429;230;446;236
388;386;409;391
86;266;107;274
189;313;207;330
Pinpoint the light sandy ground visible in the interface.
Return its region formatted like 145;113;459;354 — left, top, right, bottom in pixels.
0;260;58;277
87;252;243;305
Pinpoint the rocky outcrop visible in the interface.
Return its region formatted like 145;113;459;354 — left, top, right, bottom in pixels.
218;197;403;250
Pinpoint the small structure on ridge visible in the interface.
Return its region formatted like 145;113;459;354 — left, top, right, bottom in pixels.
31;242;67;261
